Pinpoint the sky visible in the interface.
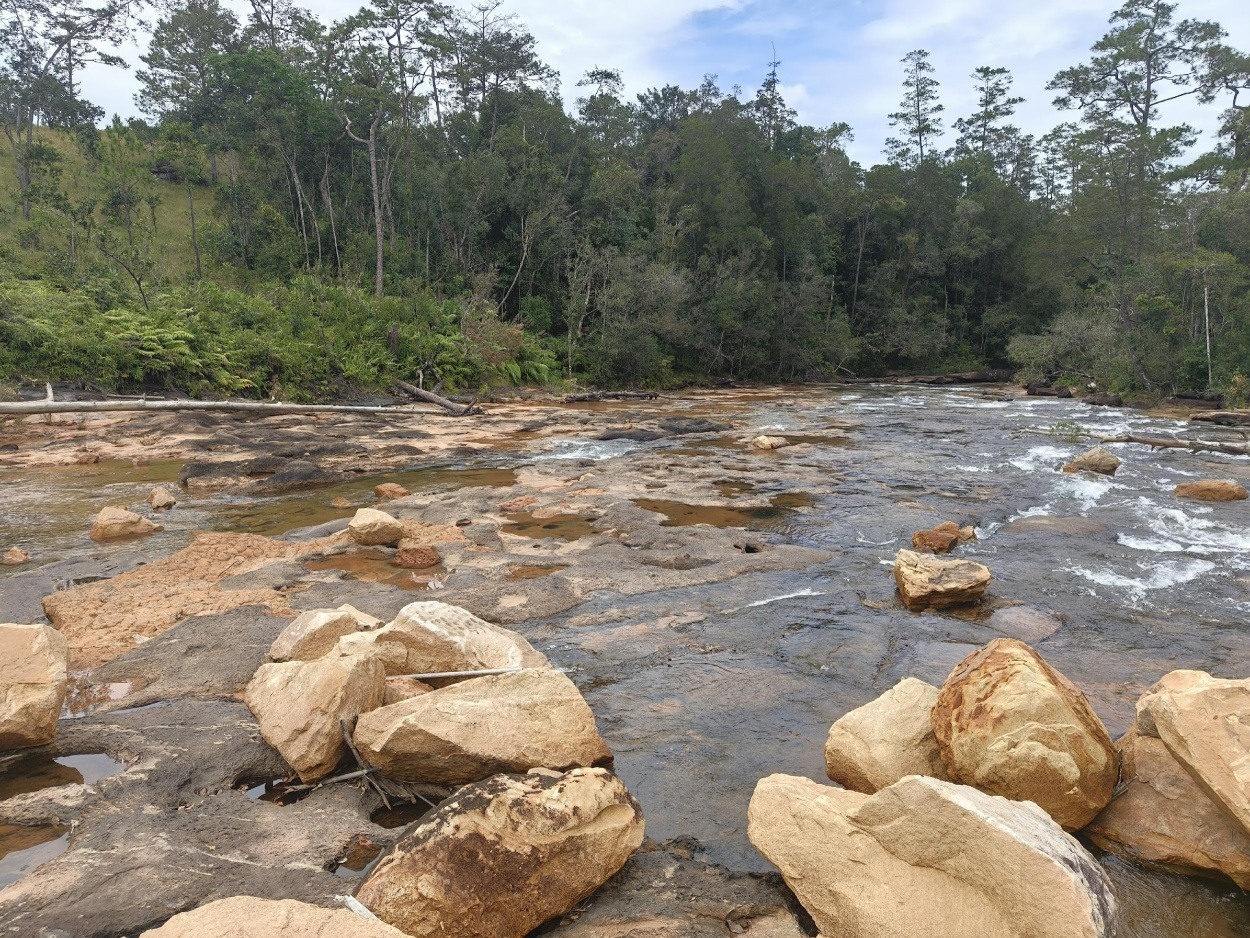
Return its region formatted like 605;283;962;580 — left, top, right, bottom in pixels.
83;0;1250;164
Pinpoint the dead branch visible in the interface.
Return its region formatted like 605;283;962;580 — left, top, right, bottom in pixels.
1191;411;1250;428
393;379;481;416
1098;433;1250;457
563;391;659;402
0;397;434;418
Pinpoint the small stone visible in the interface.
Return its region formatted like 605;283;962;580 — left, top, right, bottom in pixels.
332;496;352;509
349;508;406;547
751;435;789;450
1;547;30;566
374;482;410;501
89;507;163;542
1175;480;1248;502
912;522;963;554
147;486;177;510
1062;447;1121;476
893;549;991;610
395;539;440;570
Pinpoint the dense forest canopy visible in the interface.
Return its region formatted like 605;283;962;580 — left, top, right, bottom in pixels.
2;0;1250;398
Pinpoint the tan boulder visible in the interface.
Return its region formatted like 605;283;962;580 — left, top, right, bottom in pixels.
384;675;433;706
374;483;411;501
1;547;30;566
1135;670;1250;836
335;601;548;677
893;549;990;610
750;435;789;450
268;607;376;663
824;678;948;793
89;506;163;542
911;521;968;554
1175;480;1248;502
332;496;353;509
244;654;385;782
931;638;1118;830
1086;726;1250;888
395;539;440;570
747;773;1115;938
147;486;177;510
1062;447;1121;476
140;896;407;937
354;668;611;786
349;508;406;547
0;623;69;750
356;768;644;938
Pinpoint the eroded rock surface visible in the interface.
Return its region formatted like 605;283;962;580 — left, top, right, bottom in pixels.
356;768;644;938
141;897;407;937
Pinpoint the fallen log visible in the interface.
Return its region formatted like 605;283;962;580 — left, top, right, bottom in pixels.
393;379;481;416
1191;411;1250;427
563;390;660;402
1099;433;1250;458
0;397;429;418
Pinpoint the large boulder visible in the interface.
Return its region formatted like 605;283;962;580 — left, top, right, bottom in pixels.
1062;447;1120;476
354;668;611;785
893;549;991;610
1086;726;1250;888
0;623;69;750
356;768;644;938
824;678;948;793
348;508;407;547
931;639;1118;830
244;654;385;782
140;897;407;937
395;540;440;570
147;486;178;510
268;606;378;663
1175;480;1248;502
336;601;548;677
1135;670;1250;836
747;773;1115;938
89;506;163;541
374;483;411;501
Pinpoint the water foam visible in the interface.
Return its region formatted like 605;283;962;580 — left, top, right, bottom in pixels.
1066;559;1217;596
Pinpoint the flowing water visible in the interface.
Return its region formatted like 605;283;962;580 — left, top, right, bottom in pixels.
2;385;1249;934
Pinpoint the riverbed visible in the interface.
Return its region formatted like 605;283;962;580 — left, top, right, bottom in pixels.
2;384;1249;936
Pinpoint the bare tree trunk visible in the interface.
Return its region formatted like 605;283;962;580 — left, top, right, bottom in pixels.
187;185;202;280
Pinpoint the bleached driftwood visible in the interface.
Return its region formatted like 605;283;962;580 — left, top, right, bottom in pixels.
393;379;481;416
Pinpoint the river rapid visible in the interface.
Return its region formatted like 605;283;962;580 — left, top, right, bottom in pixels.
2;384;1249;936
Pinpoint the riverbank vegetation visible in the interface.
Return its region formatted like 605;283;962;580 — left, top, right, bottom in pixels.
1;0;1249;398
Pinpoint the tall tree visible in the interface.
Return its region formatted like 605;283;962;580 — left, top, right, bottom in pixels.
886;49;944;166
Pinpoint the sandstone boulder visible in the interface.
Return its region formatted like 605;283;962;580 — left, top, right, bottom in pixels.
374;483;411;501
751;435;789;450
747;773;1115;938
268;607;376;663
332;496;353;509
893;549;990;610
395;539;440;570
336;601;547;677
349;508;406;547
1086;726;1250;888
147;486;178;510
0;623;69;750
1135;670;1250;837
354;668;611;785
931;638;1117;830
356;768;644;938
384;675;433;706
245;654;385;782
1062;447;1120;476
1;547;29;566
1174;480;1248;502
89;507;163;542
140;896;407;937
911;522;970;554
824;678;948;793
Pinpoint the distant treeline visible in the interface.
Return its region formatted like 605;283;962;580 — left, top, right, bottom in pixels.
2;0;1249;398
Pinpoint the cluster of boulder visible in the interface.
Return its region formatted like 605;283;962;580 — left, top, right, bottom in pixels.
242;599;644;937
1062;444;1248;504
751;636;1250;936
347;507;442;570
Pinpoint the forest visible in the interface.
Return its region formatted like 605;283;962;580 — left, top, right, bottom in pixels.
2;0;1250;399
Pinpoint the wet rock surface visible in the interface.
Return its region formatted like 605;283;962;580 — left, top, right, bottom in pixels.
3;385;1250;934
